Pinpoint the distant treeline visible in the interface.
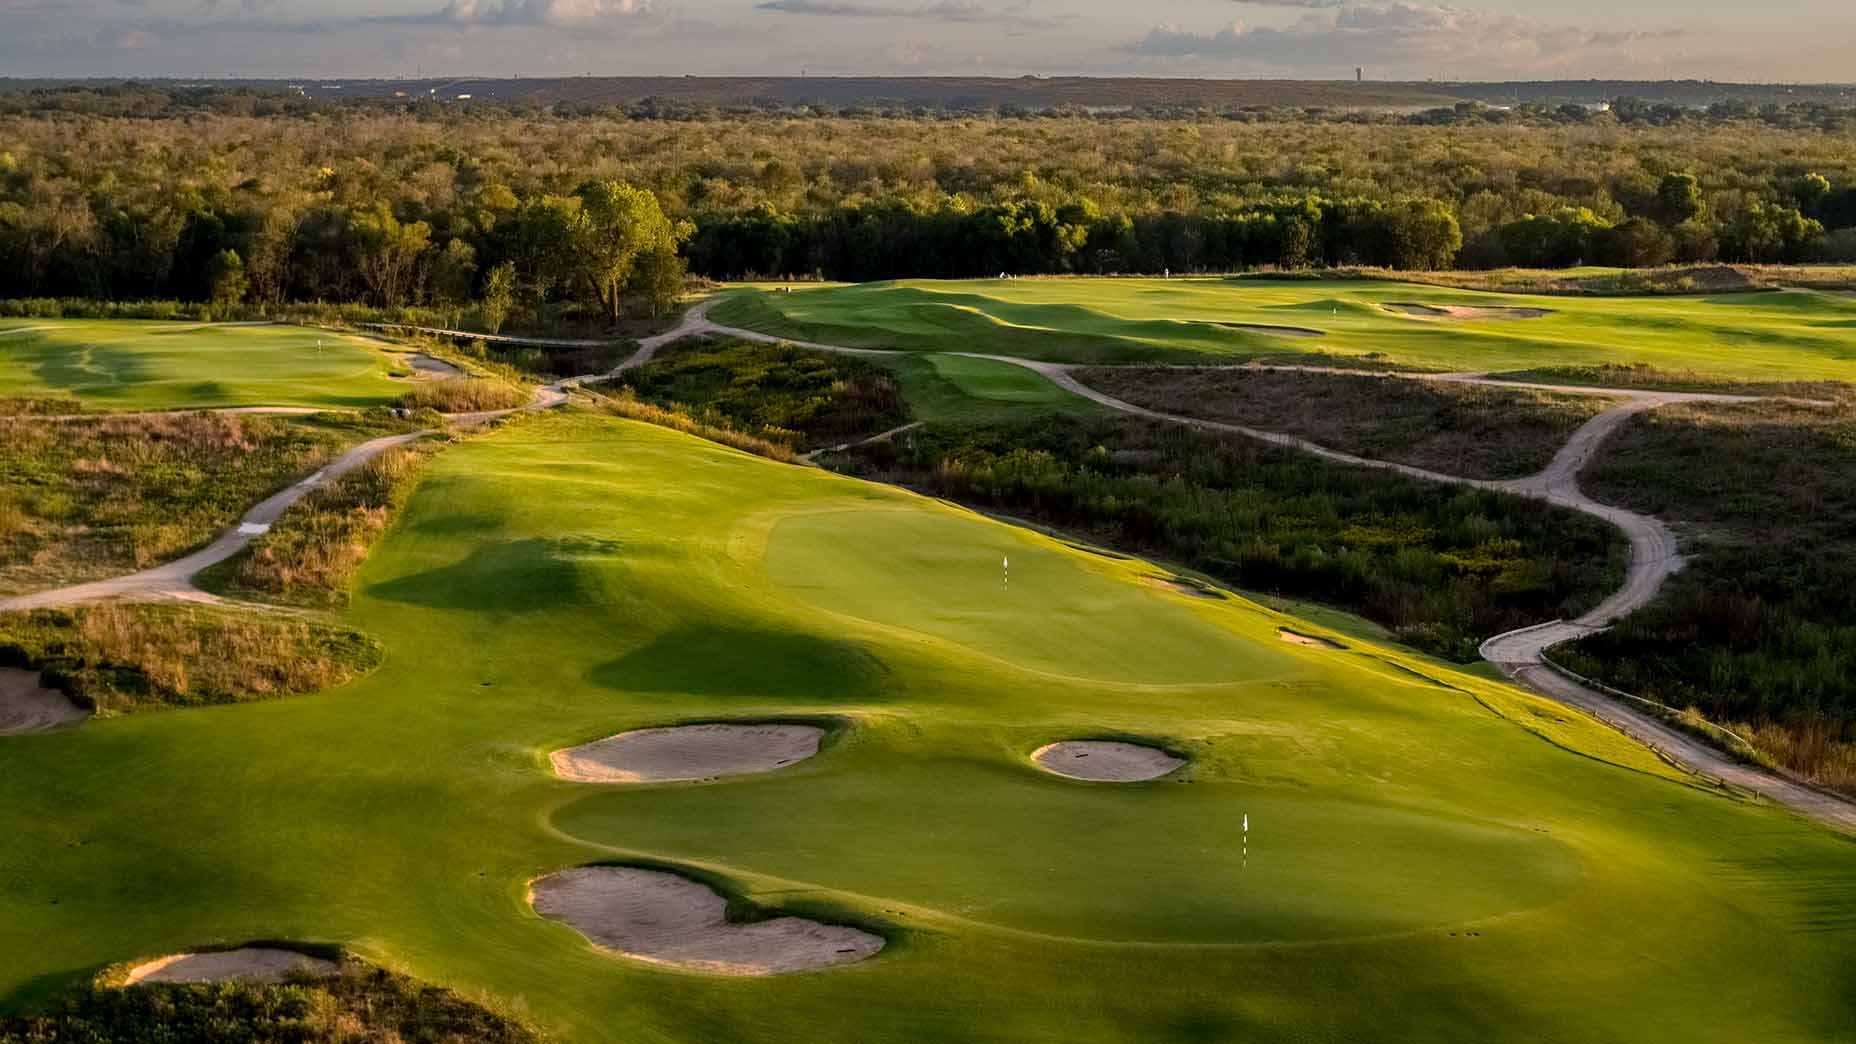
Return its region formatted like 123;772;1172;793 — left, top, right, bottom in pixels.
3;106;1855;311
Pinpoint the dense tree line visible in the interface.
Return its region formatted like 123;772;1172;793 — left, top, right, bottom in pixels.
2;106;1854;313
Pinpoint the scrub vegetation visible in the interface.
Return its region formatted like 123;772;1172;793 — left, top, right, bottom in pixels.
0;603;382;714
1567;399;1856;793
0;964;541;1044
205;444;435;607
829;413;1625;661
1075;366;1606;480
613;339;906;451
0;410;412;595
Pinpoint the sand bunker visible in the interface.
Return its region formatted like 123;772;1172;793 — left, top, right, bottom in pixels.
125;948;338;985
531;867;883;975
0;668;87;736
1278;628;1347;650
551;723;825;783
387;351;464;380
1031;741;1182;782
1387;302;1548;320
1145;575;1225;600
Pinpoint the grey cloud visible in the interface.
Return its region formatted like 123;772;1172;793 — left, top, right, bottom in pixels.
756;0;1060;26
381;0;660;27
1130;1;1685;71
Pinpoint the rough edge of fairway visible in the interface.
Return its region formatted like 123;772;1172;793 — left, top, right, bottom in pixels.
121;947;340;986
1031;740;1184;782
551;723;826;783
0;667;88;735
529;866;885;976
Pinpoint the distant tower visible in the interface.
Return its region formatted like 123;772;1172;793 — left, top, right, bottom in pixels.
1356;67;1364;82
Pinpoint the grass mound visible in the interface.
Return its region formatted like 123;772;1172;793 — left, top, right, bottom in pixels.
0;604;382;714
2;964;540;1044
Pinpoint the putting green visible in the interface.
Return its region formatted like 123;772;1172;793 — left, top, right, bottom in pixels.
2;411;1853;1044
713;278;1856;381
0;320;409;410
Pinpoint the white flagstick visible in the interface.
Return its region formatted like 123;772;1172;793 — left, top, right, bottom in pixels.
1003;555;1009;587
1243;812;1249;868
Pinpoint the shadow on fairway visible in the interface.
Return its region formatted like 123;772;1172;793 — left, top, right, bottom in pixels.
366;537;624;613
587;624;891;701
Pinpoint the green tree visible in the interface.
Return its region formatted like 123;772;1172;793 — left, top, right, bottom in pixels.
429;238;478;308
630;246;687;318
206;248;248;309
348;204;431;307
565;181;693;324
1384;199;1463;270
1656;173;1704;226
478;260;517;335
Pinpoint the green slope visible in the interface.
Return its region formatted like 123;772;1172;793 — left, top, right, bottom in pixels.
1;411;1852;1043
712;278;1856;381
0;320;410;410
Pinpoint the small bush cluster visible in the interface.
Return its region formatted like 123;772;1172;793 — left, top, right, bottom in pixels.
614;339;907;450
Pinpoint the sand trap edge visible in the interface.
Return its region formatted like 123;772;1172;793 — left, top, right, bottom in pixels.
1278;628;1347;650
117;946;343;987
1030;740;1185;783
529;865;888;976
0;667;90;736
549;721;833;784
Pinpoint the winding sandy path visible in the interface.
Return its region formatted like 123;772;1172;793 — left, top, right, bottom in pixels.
676;300;1856;833
0;382;570;612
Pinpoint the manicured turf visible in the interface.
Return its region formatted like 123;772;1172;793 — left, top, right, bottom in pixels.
712;278;1856;381
875;352;1098;424
0;320;409;410
2;411;1854;1043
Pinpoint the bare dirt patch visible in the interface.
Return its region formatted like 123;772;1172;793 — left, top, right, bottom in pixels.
0;666;86;735
1031;740;1182;782
1386;302;1549;320
125;948;339;985
550;723;825;783
530;866;883;975
1278;628;1346;649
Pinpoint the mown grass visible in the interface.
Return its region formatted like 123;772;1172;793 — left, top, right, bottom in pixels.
1491;363;1856;399
1075;366;1605;480
613;339;906;451
1;411;1852;1044
1;963;540;1044
396;379;531;414
0;320;409;411
828;412;1626;661
0;604;381;715
0;411;414;595
715;277;1856;383
1571;398;1856;793
202;444;437;608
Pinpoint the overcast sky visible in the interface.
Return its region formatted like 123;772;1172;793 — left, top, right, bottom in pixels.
1;0;1850;82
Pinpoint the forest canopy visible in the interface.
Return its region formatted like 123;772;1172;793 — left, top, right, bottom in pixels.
3;98;1854;316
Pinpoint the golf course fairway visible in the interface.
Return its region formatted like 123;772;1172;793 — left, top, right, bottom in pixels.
2;410;1853;1042
714;277;1856;380
0;320;411;410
